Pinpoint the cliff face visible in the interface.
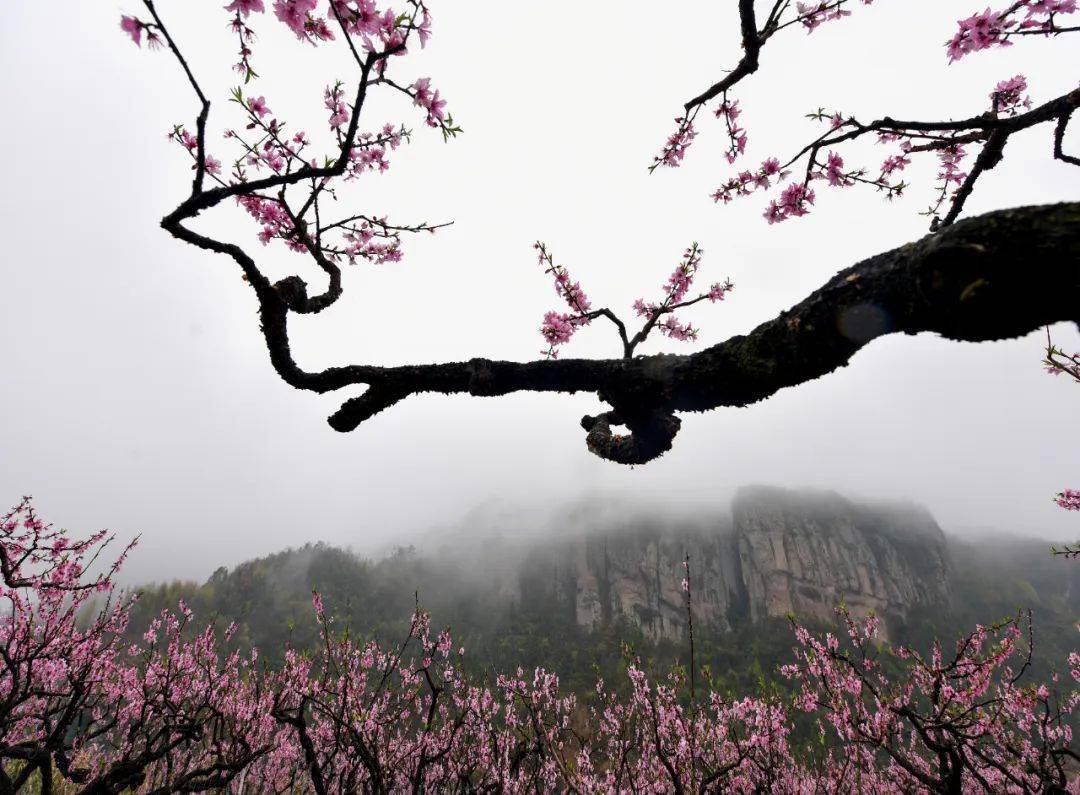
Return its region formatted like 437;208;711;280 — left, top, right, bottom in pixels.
517;524;746;645
516;487;951;642
733;487;951;631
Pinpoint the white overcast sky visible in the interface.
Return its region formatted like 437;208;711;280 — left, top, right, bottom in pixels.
1;1;1078;582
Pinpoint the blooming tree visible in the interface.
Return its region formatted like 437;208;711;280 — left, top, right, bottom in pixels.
782;608;1079;791
1;499;1077;790
535;242;734;360
117;1;1079;464
1043;329;1080;552
654;1;1078;230
0;498;283;791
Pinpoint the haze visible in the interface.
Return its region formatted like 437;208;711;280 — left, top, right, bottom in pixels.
1;1;1078;584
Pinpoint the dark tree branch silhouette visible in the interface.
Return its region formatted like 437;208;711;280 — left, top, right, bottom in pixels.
127;1;1079;464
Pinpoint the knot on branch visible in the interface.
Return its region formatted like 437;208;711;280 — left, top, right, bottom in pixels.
467;358;501;396
273;276;310;311
273;275;339;315
580;409;682;465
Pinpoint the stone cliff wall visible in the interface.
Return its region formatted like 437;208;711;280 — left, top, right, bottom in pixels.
733;486;951;631
515;487;951;642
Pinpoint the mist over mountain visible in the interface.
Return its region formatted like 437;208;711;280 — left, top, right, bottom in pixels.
124;486;1079;694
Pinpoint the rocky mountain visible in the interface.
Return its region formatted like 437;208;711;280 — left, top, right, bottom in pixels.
733;487;951;631
512;486;952;641
124;485;1078;692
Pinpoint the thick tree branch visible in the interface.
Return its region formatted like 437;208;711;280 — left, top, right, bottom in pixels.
1055;112;1080;167
145;3;1079;466
762;88;1079;228
671;202;1079;413
683;0;761;113
168;202;1077;464
673;1;1078;228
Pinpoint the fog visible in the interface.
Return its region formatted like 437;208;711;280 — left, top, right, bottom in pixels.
1;1;1078;584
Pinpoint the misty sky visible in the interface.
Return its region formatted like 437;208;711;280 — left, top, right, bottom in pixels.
2;1;1078;583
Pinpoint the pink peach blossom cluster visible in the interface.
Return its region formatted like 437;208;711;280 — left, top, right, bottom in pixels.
1056;490;1080;511
119;0;451;267
659;0;1074;227
947;1;1077;62
651;0;876;174
2;498;1076;789
536;243;734;357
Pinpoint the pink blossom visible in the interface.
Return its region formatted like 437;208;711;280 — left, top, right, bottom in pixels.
1026;0;1078;13
715;99;748;163
948;8;1010;61
707;280;734;302
416;10;432;47
274;0;318;35
540;312;581;349
1056;490;1080;511
249;95;271;118
797;2;852;32
120;15;144;47
990;74;1031;115
881;153;911;175
411;78;448;127
273;0;334;41
325;84;350;129
712;157;789;203
947;1;1076;61
937;144;968;186
225;0;266;16
822;150;851;187
534;244;595;356
653;117;697;169
658;317;698;341
764;182;815;224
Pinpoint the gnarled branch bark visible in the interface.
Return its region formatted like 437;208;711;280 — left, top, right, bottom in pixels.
170;202;1078;465
141;1;1079;466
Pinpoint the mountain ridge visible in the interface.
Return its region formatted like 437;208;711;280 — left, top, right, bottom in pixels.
121;486;1079;690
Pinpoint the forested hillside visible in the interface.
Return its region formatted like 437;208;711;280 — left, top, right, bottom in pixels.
126;489;1080;696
